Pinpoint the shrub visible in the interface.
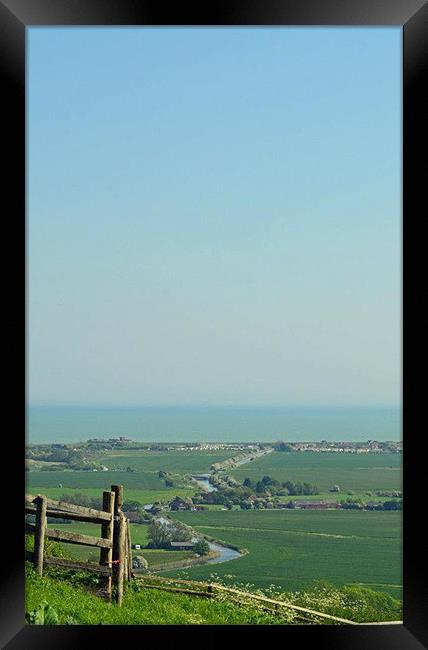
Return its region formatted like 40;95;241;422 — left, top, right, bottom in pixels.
194;539;210;556
26;601;59;625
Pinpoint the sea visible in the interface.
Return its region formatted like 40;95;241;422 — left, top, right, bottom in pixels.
27;405;401;445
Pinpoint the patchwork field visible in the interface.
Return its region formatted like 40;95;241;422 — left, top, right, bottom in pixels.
27;449;238;505
26;447;403;600
165;509;402;597
230;451;402;493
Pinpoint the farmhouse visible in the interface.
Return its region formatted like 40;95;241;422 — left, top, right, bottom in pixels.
170;541;196;550
169;496;195;511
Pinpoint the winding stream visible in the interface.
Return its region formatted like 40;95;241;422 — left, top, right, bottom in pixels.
153;451;272;569
155;515;242;567
191;474;218;492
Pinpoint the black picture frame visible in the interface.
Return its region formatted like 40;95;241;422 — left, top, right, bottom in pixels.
1;0;426;647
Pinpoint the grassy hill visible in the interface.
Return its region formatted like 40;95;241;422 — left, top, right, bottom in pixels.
25;561;402;625
25;565;295;625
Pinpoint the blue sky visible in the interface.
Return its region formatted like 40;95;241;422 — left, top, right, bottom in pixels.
28;27;401;407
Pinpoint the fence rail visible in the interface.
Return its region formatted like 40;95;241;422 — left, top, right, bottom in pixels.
25;494;112;522
134;575;401;625
25;486;132;605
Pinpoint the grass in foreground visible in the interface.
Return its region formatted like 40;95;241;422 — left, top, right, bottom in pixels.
25;564;402;625
25;565;290;625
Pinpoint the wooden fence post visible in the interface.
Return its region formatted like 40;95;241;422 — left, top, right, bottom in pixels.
99;490;115;599
111;485;124;605
126;519;133;581
33;495;47;576
111;484;123;516
115;512;126;606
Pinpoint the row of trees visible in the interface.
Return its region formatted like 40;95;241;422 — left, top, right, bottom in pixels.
191;473;320;509
242;476;319;496
340;498;403;511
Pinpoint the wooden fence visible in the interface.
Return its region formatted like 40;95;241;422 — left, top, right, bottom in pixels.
134;575;358;624
25;484;132;606
134;575;403;626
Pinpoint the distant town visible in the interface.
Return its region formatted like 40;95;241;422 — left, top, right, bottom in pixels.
27;438;402;456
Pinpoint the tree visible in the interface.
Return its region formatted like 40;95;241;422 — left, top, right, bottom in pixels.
255;481;265;494
243;478;253;489
169;520;193;543
148;520;171;548
383;500;402;511
261;475;274;486
194;539;210;556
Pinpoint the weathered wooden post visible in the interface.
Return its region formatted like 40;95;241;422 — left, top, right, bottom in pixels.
111;485;124;604
33;495;47;576
126;519;133;581
99;490;115;599
116;512;126;606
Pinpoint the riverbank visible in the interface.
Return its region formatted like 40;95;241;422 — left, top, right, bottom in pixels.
153;514;245;569
137;549;222;574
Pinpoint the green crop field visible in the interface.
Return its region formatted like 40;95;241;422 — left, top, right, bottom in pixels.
164;509;402;598
231;451;402;493
26;469;195;506
27;470;178;491
27;486;195;506
93;449;237;474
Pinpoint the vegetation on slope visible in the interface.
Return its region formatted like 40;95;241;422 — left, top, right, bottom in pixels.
25;565;292;625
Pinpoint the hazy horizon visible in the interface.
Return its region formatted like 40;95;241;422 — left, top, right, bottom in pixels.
28;403;401;444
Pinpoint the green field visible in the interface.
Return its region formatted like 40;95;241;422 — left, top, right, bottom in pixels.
94;449;237;474
231;451;402;493
165;509;402;597
27;486;196;506
27;469;180;491
26;469;195;506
